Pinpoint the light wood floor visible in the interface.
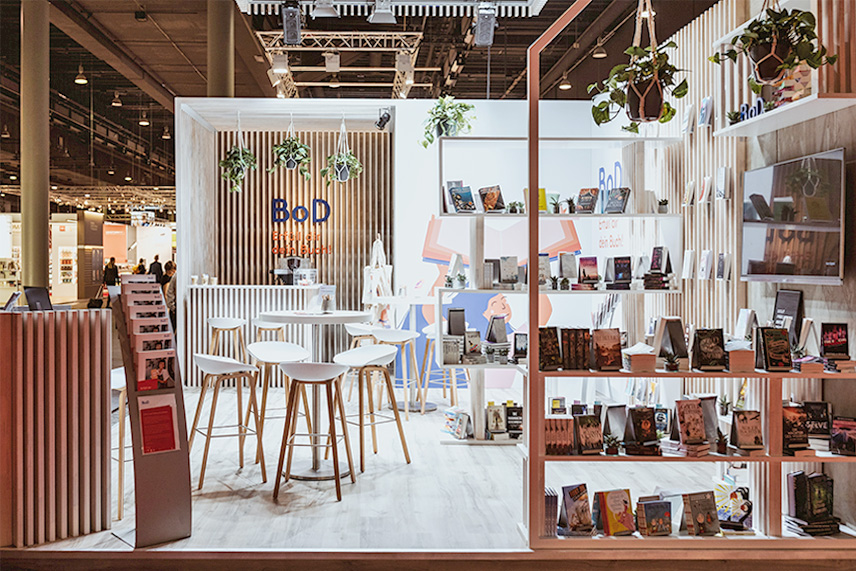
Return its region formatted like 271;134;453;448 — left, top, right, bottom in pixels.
26;376;715;552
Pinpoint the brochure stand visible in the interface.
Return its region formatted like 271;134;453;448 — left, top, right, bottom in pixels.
110;277;192;548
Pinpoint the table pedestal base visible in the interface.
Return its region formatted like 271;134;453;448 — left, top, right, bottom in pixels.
288;458;352;482
395;400;438;413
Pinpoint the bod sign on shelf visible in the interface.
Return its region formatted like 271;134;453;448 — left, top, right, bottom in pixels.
272;198;331;224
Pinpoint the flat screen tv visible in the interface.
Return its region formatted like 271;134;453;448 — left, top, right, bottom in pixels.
741;148;845;285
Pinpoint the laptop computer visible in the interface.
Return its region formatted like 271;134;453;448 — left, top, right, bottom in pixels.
2;291;22;311
23;286;53;311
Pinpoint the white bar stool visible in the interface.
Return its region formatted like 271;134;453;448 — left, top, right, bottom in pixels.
189;354;265;490
111;370;132;520
371;327;422;419
208;317;248;362
418;322;467;410
245;341;312;463
253;318;285;342
333;345;410;473
344;322;375;401
274;362;355;501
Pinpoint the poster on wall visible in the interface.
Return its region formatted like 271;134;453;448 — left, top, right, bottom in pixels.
138;394;180;455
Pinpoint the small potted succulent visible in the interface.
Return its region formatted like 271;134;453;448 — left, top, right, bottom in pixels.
444;275;454;288
560;277;570;291
764;100;778;112
726;110;742;126
269;135;311;179
550;276;559;290
657;198;669;214
507;201;524;214
549;195;561;214
709;6;838;93
792;344;807;360
421;96;476;148
564;197;576;214
496;346;509;365
716;428;728;455
320;150;363;186
484;344;495;363
663;351;680;372
219;145;257;193
455;272;467;289
604;433;621;455
718;395;731;416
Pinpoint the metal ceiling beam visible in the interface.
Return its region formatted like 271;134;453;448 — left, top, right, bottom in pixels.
257;31;422;52
234;3;276;97
48;0;177;112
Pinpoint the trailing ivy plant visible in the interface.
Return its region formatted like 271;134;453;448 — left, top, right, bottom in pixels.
219;145;257;193
709;7;837;94
269;136;312;180
421;96;476;148
588;41;688;133
320;150;363;186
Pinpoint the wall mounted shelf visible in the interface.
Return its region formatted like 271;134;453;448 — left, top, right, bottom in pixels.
713;94;856;138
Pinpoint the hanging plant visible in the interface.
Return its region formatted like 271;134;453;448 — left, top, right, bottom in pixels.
421;96;475;148
219;145;256;193
709;2;837;94
320;119;363;186
587;0;688;133
269;117;311;180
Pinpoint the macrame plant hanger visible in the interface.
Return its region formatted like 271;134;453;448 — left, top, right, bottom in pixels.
752;0;788;86
237;110;246;150
334;116;350;182
287;112;296;140
627;0;664;122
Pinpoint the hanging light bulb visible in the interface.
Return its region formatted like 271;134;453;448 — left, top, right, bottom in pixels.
112;91;122;107
0;125;10;138
404;71;414;86
75;64;88;85
640;8;656;18
124;174;132;182
161;126;171;140
559;72;572;91
138;111;150;127
592;38;607;59
329;74;340;88
107;166;115;176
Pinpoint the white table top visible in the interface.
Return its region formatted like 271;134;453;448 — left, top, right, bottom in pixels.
373;295;436;305
259;309;371;325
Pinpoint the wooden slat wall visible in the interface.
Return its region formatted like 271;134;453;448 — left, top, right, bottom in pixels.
818;0;856;94
0;310;111;547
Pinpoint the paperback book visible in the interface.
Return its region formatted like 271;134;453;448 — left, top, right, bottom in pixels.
539;327;562;371
598;489;636;536
821;323;849;360
574;414;603;454
830;417;856;456
675;399;706;445
731;410;764;450
578;257;599;284
783;406;810;452
576;188;599;214
449;185;477;213
803;401;832;438
683;491;720;536
637;500;672;536
592;328;621;371
558;484;594;536
624;406;659;446
604;187;631;214
759;327;793;371
478;185;505;212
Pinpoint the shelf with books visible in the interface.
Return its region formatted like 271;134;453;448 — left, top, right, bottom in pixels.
438;287;681;296
538;369;856;380
437;212;682;220
542;452;856;463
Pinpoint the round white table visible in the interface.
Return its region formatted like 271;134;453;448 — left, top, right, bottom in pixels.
259;310;370;481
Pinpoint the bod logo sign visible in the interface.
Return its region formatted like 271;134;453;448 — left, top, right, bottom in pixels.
271;198;331;223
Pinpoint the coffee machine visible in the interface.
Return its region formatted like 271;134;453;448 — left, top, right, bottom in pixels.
271;256;302;285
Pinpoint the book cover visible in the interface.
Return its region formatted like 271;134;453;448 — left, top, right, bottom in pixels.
715;253;731;281
676;399;706;445
685;491;720;536
574;414;603;454
447;308;466;336
683;180;696;206
783;406;809;450
558;252;577;279
599;489;636;536
681;250;695;280
749;194;774;220
576;188;599;214
550;397;567;415
135;349;177;391
638;500;672;536
697;96;714;127
625;406;658;445
486;403;507;433
449;186;477;213
127;304;168;321
513;332;528;359
821;323;849;359
613;256;632;283
654;407;671;435
571;403;587;416
560;329;574;370
559;484;593;533
649;246;666;274
602;403;627;441
761;327;792;371
715;166;731;200
134;332;174;353
807;473;832;521
731;410;764;450
500;256;519;283
464;330;481;354
773;289;804;347
698;249;713;280
692;328;727;371
442;338;462;364
578;256;599;283
830;417;856;456
123;293;164;307
539;327;562;371
486;314;508;344
478;185;505;212
130;317;170;335
121;282;161;295
604;187;631;214
592;328;621;371
803;402;832;438
538;253;551;287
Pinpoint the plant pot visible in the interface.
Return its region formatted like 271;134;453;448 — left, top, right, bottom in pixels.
560;282;569;291
625;79;664;123
749;37;791;83
334;163;350;182
605;447;619;456
658;204;668;214
719;404;730;416
454;280;466;290
717;442;727;455
285;156;298;170
665;362;679;372
436;120;458;139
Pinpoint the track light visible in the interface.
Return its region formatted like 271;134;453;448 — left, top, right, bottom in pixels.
112;91;122;107
559;72;571;91
474;2;497;47
324;52;340;73
368;0;396;24
593;38;607;59
375;109;391;130
139;112;150;127
405;71;414;86
276;86;286;98
162;126;171;140
271;53;289;74
267;68;283;87
9;174;17;181
311;0;339;18
75;64;88;85
640;8;655;19
0;125;9;138
282;0;302;45
329;74;340;88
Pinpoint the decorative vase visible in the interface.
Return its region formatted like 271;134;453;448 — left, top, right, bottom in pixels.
560;282;569;291
285;156;298;170
606;447;619;456
658;204;668;214
749;37;791;83
626;79;665;122
719;404;730;416
455;280;466;290
665;362;679;372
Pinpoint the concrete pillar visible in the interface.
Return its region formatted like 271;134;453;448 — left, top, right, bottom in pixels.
20;0;50;287
207;0;235;97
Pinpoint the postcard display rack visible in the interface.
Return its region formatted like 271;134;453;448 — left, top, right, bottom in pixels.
110;275;192;547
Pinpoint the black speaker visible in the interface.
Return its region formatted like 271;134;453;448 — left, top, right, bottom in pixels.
474;3;496;47
282;1;302;45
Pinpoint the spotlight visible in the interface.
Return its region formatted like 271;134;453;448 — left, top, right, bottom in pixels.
112;91;122;107
276;86;286;98
368;0;396;24
9;174;17;181
473;3;497;47
107;166;115;176
271;53;289;74
324;52;340;73
74;64;88;85
398;90;407;99
593;38;607;59
135;10;147;21
51;185;58;190
267;68;283;87
311;0;339;18
162;126;171;140
139;111;150;126
405;71;414;86
282;0;302;45
329;74;340;88
124;175;132;182
375;109;391;130
559;72;571;91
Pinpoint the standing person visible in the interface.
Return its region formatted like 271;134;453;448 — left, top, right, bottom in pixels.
165;263;177;331
148;254;163;283
162;261;175;295
103;257;119;286
133;258;147;274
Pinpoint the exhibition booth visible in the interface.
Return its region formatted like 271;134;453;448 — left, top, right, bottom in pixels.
2;0;856;565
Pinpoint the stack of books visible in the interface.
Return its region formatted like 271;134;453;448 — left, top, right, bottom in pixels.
793;356;826;374
643;247;673;290
545;416;575;455
544;488;559;537
661;439;710;457
727;348;756;372
786;471;838;536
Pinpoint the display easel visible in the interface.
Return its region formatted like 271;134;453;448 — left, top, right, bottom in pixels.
110;281;192;548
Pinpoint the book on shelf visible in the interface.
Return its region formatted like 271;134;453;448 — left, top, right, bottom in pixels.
576;188;599;214
558;252;577;279
505;401;523;439
660;439;710;457
134;332;174;353
444;180;463;213
464;329;482;355
613;256;632;283
478;185;505;212
447;253;465;280
558;484;594;536
442;337;463;364
603;258;615;283
681;250;695;280
697;175;713;204
698;249;714;280
545;415;574;455
574;413;603;455
561;328;591;370
451;410;471;440
675;399;707;445
691;328;727;371
486;401;507;434
449;185;477;213
821;322;850;360
578;256;599;284
592;328;621;371
598;489;636;536
544;488;559;538
499;256;519;284
731;410;764;450
637;500;672;536
773;289;804;347
571;402;587;416
715;253;731;281
623;406;659;446
697;395;719;443
682;491;720;536
749;194;774;220
485;314;508;344
590;491;604;531
682;180;695;206
136;349;176;392
715;166;731;200
621;342;656;373
633;254;650;279
447;307;466;336
783;405;810;453
483;259;500;287
653;406;671;435
733;308;757;342
601;403;627;442
648;246;671;275
830;416;856;456
539;327;562;371
603;187;631;214
803;401;832;438
758;327;793;371
653;316;689;361
551;397;567;415
538;253;551;288
513;332;528;361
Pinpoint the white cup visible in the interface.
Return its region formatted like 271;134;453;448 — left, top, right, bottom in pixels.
202;274;209;285
191;275;199;285
210;276;218;285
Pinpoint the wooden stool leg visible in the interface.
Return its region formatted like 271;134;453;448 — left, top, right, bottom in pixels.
274;382;299;500
237;328;248;363
384;367;411;464
210;329;220;356
419;338;431;396
451;369;458;407
410;340;425;415
399;343;409;421
300;384;313;435
248;371;266;483
236;372;245;468
117;387;127;520
325;382;342;501
254;364;272;464
199;377;223;490
443;369;448;400
284;383;303;482
335;375;356;483
365;369;379;455
188;375;210;449
277;328;285;342
358;368;366;472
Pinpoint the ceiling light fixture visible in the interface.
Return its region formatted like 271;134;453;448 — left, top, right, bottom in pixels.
267;68;283;87
368;0;396;24
558;72;571;90
112;92;122;107
592;38;607;59
162;126;171;140
9;174;17;181
324;52;340;73
0;125;9;138
74;64;88;85
124;175;132;182
311;0;339;18
375;108;391;130
139;111;150;127
329;74;340;88
473;2;497;47
107;166;115;176
640;8;656;19
271;53;289;74
282;0;302;45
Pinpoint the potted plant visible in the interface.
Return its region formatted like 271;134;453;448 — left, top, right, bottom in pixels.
560;277;570;291
320;150;363;186
726;110;742;125
564;197;576;214
421;96;476;148
550;276;559;290
496;346;509;365
764;100;778;112
716;428;728;455
549;195;561;214
604;433;621;455
663;351;680;372
444;275;453;288
455;272;467;289
718;395;731;416
657;199;669;214
507;201;524;214
588;40;688;133
269;135;311;180
219;145;257;193
709;6;838;92
484;344;495;363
